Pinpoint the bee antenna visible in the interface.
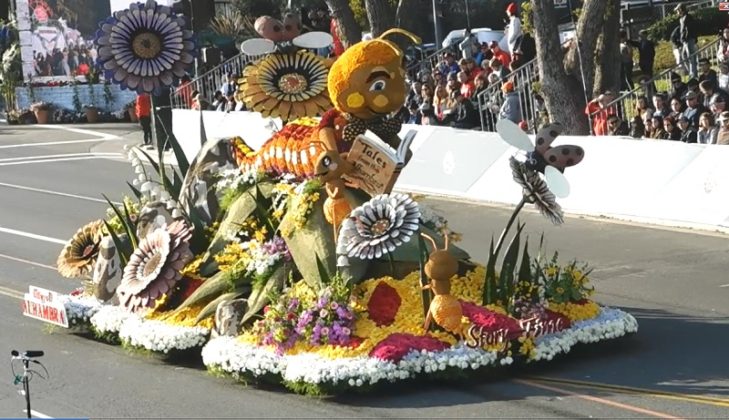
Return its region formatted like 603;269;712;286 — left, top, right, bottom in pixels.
420;233;438;251
442;229;450;250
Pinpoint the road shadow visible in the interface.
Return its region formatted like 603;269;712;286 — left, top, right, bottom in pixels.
333;306;729;408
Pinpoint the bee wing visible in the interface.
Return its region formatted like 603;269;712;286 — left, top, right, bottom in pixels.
534;123;564;155
545;165;571;198
240;39;275;56
293;32;333;49
496;119;534;152
542;145;585;172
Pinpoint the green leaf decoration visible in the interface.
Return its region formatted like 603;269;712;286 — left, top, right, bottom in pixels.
103;194;137;249
102;220;130;268
483;235;497;306
240;263;288;326
126;182;143;201
316;254;332;286
499;222;525;312
175;269;240;312
418;234;431;319
518;236;531;288
168;132;190;177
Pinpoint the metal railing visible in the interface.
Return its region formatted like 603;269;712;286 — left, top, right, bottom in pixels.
406;44;459;80
170;52;264;109
476;57;539;132
591;37;720;125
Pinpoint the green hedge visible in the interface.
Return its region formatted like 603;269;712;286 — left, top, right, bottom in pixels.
645;8;728;42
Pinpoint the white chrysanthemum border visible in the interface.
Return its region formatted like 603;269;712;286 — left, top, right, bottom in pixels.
90;305;210;353
202;307;637;389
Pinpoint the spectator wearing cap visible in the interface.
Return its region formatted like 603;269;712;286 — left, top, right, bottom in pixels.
585;90;616;135
475;43;494;67
669;73;687;101
683;90;706;129
505;2;523;56
662;116;681;141
499;81;521;124
698;58;718;88
697;112;718;144
490;41;511;70
686;78;700;97
437;53;460;77
716;111;729;144
675;3;698;79
677;115;697;143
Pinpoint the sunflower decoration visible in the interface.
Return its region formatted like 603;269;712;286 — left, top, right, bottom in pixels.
116;220;193;313
338;193;421;260
95;0;196;94
238;50;331;121
57;220;105;279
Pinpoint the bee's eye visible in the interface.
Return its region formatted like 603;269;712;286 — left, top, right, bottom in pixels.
370;80;386;92
323;156;331;167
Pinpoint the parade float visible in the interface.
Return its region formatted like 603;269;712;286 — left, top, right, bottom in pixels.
24;0;638;396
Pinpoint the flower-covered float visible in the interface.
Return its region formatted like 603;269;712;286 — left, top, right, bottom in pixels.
31;5;637;395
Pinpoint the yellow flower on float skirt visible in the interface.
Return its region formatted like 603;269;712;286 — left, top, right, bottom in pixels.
548;300;600;322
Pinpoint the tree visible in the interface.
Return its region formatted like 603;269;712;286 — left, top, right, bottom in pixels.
326;0;362;48
365;0;395;37
530;0;618;135
593;0;621;97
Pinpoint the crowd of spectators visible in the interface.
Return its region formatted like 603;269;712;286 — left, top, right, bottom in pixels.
32;43;96;78
587;3;729;144
400;2;536;130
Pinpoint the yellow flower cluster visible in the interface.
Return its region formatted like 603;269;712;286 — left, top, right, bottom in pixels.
214;243;251;272
281;190;321;236
180;255;204;278
548;300;600;322
449;265;486;303
518;336;536;359
290;117;320;127
239;267;516;360
147;303;214;329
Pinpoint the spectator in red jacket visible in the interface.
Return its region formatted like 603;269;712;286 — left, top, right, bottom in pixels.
135;93;152;146
585;91;616;135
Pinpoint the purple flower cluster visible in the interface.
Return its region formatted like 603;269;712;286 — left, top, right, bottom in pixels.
262;235;292;262
295;292;355;346
255;295;302;355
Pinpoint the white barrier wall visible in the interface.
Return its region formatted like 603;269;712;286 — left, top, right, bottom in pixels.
173;109;729;232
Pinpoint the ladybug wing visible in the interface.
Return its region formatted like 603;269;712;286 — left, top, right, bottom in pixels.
543;145;584;172
545;166;570;198
294;32;334;49
534;123;564;156
496;119;534;152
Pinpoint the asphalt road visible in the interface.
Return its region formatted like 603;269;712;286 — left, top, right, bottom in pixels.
0;122;727;419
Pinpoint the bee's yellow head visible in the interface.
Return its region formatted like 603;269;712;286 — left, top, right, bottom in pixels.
327;29;421;120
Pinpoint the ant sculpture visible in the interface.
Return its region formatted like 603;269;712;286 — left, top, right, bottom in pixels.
421;231;463;337
314;148;355;238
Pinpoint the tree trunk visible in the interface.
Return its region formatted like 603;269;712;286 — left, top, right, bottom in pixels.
531;0;590;135
365;0;396;38
593;0;622;96
395;0;418;34
325;0;362;48
563;0;609;101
